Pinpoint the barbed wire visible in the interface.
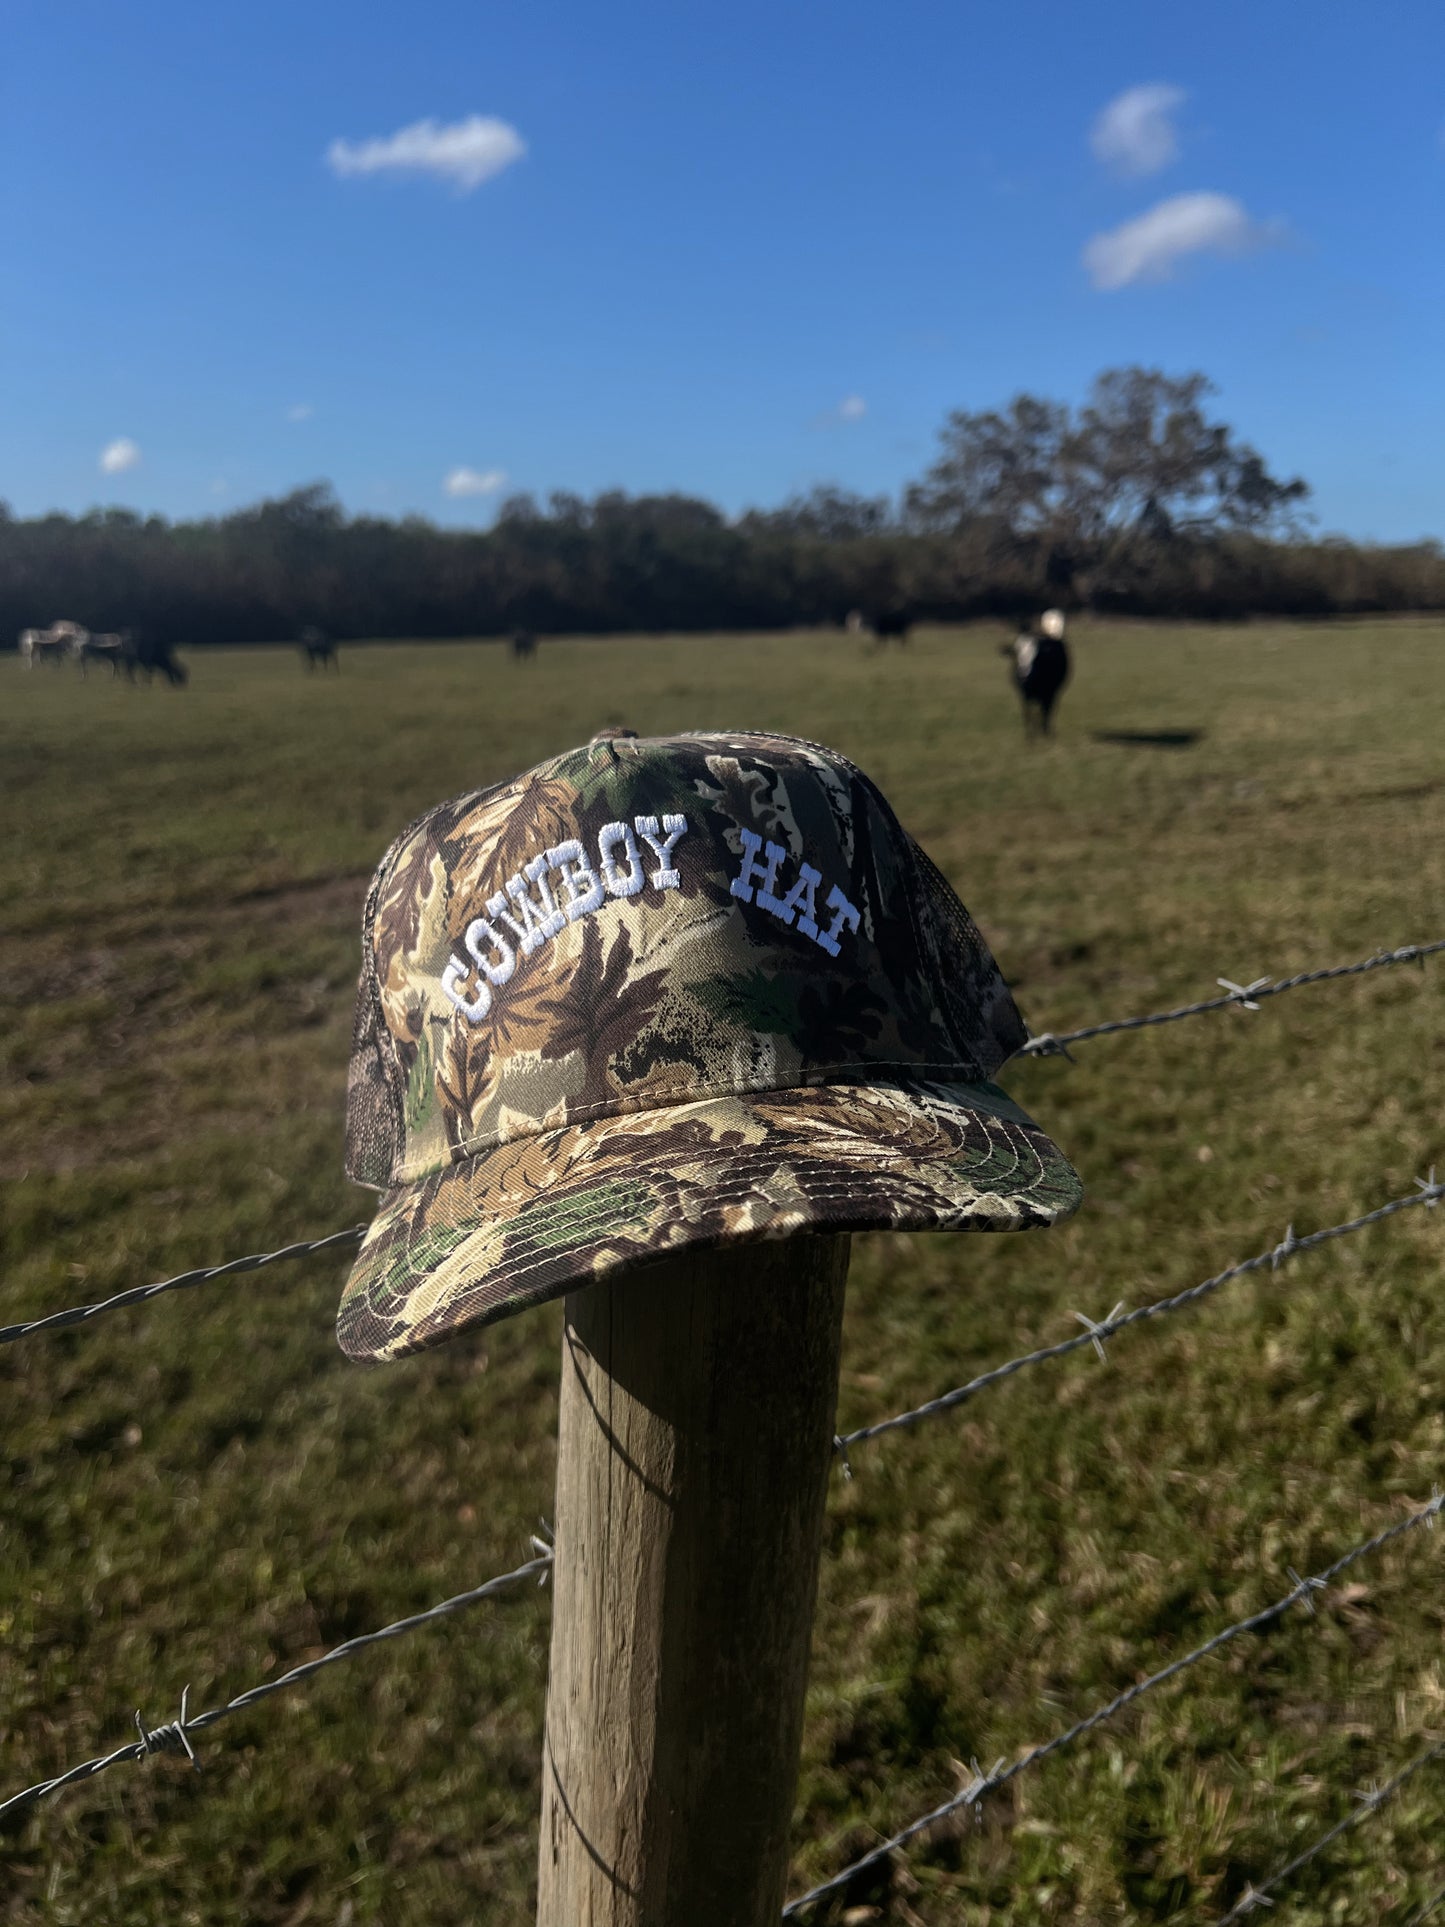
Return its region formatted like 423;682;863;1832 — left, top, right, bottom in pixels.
834;1174;1443;1465
1404;1877;1445;1926
781;1489;1444;1917
1217;1734;1445;1922
7;942;1438;1355
0;1225;367;1348
1020;939;1444;1061
0;1539;553;1826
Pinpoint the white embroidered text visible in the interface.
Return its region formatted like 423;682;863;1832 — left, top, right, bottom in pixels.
729;829;861;957
442;814;690;1023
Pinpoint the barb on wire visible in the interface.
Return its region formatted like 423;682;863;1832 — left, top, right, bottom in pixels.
135;1685;198;1769
1072;1301;1125;1362
0;1225;368;1348
836;1177;1444;1456
0;1545;553;1825
1217;1734;1445;1922
782;1490;1445;1918
1020;939;1445;1060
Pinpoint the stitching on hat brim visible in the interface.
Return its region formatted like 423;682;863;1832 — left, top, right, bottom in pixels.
339;1081;1080;1361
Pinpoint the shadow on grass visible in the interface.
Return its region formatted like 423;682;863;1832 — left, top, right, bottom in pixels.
1092;728;1205;749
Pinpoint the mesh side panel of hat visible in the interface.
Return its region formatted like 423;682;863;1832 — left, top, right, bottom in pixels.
906;834;1026;1073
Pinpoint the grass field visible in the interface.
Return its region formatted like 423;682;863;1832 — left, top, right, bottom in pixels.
2;619;1442;1926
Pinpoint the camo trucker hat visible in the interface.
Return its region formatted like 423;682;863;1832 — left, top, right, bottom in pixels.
337;730;1081;1361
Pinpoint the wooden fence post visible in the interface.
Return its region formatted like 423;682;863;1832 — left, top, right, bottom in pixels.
536;1234;850;1927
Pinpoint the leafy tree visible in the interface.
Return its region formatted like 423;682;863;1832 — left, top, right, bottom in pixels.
5;375;1443;646
739;486;895;543
905;368;1310;603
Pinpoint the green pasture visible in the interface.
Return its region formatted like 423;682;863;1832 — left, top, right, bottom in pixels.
1;620;1442;1925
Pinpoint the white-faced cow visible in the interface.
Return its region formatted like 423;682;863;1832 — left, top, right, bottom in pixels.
1003;607;1071;736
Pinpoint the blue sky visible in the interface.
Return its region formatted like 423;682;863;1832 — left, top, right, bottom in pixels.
4;0;1442;539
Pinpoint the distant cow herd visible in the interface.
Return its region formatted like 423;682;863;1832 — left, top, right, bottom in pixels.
14;611;1075;731
18;621;187;684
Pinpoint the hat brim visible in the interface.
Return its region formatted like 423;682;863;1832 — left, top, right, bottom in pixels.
336;1077;1082;1362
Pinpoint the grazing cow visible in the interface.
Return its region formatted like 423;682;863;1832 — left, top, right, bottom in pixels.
300;627;338;672
846;607;913;648
25;621;87;666
511;628;538;661
77;632;128;678
1003;607;1071;736
118;634;188;685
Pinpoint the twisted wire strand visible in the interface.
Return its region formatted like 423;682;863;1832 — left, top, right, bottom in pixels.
0;1225;368;1347
1020;939;1444;1060
1403;1877;1445;1926
835;1177;1443;1459
1217;1735;1445;1922
0;1546;553;1825
781;1491;1444;1917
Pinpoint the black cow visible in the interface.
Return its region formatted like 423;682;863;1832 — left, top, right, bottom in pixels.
1003;611;1070;735
300;628;338;671
121;635;188;686
511;629;538;661
846;607;913;648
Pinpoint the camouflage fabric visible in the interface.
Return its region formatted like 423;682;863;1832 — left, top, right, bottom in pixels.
338;730;1081;1361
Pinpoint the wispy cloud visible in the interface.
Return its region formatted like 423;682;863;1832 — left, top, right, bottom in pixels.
811;394;868;429
327;116;526;193
1090;83;1185;178
286;402;314;422
1083;192;1280;290
444;465;508;498
99;437;140;474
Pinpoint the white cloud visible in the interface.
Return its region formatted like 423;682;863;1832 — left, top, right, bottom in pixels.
444;465;508;498
99;437;140;474
326;115;526;193
1083;192;1278;290
210;477;229;496
811;394;868;429
1090;83;1186;178
287;402;314;422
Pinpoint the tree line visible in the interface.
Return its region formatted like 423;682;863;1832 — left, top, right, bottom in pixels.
4;370;1442;647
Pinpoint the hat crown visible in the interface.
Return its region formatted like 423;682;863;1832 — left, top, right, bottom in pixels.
345;731;1024;1188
